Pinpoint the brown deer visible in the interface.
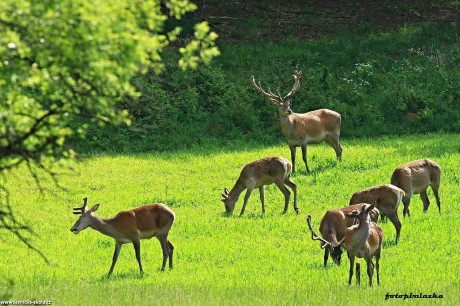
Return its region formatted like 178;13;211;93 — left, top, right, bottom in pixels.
308;203;383;286
306;203;379;267
349;184;404;242
70;197;175;276
341;203;383;286
221;157;298;216
250;71;342;173
390;159;441;217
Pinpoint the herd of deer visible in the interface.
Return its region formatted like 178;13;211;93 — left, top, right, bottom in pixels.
70;71;441;287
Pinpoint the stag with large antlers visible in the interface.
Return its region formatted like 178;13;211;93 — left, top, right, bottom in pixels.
221;157;298;216
70;197;175;276
251;71;342;173
306;204;379;267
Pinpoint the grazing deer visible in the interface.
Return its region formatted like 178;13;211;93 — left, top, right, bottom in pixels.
306;204;379;267
250;71;342;173
390;159;441;217
221;157;298;216
70;197;175;276
350;184;404;242
308;203;383;286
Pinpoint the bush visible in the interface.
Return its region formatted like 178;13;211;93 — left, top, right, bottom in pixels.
78;22;460;153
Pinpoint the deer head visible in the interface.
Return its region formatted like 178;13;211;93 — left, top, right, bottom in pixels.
250;71;302;116
306;214;343;265
344;203;375;225
70;197;100;234
221;188;236;213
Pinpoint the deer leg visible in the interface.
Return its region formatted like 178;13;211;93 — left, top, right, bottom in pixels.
240;187;254;216
158;236;170;271
300;145;310;173
133;240;143;274
387;213;402;243
432;185;441;215
356;262;361;286
275;181;291;214
108;242;122;276
375;254;380;285
420;190;430;212
347;252;355;285
284;178;298;214
366;256;374;287
289;145;296;173
326;134;342;162
168;240;174;269
259;186;265;214
402;196;411;218
323;247;330;267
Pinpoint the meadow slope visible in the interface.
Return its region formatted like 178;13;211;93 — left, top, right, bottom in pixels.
1;134;459;305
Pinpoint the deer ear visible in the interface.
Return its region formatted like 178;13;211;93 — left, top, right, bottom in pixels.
89;204;100;212
367;203;376;212
224;188;229;195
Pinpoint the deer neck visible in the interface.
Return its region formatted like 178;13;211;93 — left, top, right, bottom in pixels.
228;178;246;202
279;113;295;136
352;216;371;245
89;215;119;239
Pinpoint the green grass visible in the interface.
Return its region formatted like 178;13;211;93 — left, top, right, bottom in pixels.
1;133;459;305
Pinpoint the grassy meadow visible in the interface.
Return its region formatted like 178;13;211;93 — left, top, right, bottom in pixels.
1;133;459;305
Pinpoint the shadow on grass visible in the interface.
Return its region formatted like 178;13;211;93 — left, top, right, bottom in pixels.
0;279;14;300
382;239;398;249
220;211;233;218
98;271;146;282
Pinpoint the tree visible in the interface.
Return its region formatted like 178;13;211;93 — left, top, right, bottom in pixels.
0;0;219;261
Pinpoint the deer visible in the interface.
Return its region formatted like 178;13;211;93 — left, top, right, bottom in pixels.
308;203;383;286
70;197;175;276
349;184;404;243
390;158;441;218
221;157;298;216
306;203;379;267
250;71;342;173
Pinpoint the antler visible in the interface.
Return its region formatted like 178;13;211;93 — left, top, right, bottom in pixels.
221;188;230;201
306;214;332;249
283;70;302;100
73;197;88;215
250;76;282;102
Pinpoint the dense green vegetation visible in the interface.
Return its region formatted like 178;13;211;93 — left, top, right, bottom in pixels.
0;0;219;246
2;1;459;305
84;21;460;153
1;134;459;304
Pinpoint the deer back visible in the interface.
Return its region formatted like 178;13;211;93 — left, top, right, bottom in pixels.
391;159;441;194
282;109;341;143
106;203;175;240
350;184;404;215
239;157;292;187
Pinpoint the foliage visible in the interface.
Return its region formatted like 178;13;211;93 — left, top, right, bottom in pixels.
82;22;460;153
0;0;219;257
1;134;459;304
